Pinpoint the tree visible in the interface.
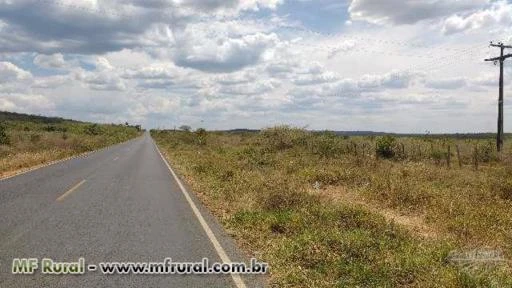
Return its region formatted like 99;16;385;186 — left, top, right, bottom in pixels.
179;125;192;132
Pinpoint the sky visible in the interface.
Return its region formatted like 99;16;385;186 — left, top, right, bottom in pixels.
0;0;511;132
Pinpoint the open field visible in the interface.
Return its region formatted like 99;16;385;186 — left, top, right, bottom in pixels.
0;111;141;178
152;127;512;287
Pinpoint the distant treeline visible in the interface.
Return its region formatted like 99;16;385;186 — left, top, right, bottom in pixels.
0;111;142;131
218;129;503;139
0;111;79;124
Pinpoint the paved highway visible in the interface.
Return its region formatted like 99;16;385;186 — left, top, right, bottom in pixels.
0;133;263;287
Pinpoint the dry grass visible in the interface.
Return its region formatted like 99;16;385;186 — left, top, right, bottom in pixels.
0;117;141;177
152;127;512;287
315;186;439;239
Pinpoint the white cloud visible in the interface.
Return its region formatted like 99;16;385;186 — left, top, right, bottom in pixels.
173;26;279;72
0;61;31;82
32;75;70;89
425;77;467;89
358;70;418;90
218;79;280;96
442;1;512;34
0;0;283;55
349;0;489;25
0;0;508;132
122;65;176;79
292;71;339;86
74;71;126;91
33;53;67;69
0;93;55;114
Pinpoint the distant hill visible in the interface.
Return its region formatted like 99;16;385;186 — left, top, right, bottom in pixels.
0;111;80;124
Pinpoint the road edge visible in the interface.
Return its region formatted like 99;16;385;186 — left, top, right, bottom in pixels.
152;138;248;288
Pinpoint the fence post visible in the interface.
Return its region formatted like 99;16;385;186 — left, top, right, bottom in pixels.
473;145;479;170
446;145;451;168
456;144;462;168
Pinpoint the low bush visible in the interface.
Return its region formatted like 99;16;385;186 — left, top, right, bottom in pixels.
375;135;396;158
260;126;310;151
0;123;10;145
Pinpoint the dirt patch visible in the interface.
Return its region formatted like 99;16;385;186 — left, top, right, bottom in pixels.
313;185;439;239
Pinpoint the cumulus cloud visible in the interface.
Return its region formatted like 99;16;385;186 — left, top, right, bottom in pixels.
134;0;283;12
348;0;489;25
218;79;280;96
0;0;507;132
0;61;31;82
0;0;283;55
120;63;205;90
358;71;417;90
0;0;158;54
287;69;421;106
425;77;467;89
32;75;70;89
216;70;258;85
265;60;297;78
0;93;54;114
173;29;279;72
33;53;67;69
122;65;176;79
73;58;126;91
442;1;512;34
292;71;339;86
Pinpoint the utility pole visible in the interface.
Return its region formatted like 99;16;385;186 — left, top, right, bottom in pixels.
485;42;512;152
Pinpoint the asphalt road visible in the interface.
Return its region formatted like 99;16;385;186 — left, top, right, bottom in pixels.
0;133;264;287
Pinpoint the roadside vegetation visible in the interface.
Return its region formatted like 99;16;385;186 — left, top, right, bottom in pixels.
0;111;141;178
152;126;512;287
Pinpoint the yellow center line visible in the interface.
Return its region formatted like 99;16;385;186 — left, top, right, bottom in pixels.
57;180;86;202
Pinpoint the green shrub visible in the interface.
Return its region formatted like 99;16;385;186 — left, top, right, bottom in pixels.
312;133;344;158
478;141;496;162
0;123;9;145
376;136;396;159
195;128;207;145
43;125;57;132
85;124;101;135
430;149;446;164
260;126;310;151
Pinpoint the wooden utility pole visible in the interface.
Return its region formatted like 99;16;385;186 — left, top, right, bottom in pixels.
485;42;512;152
